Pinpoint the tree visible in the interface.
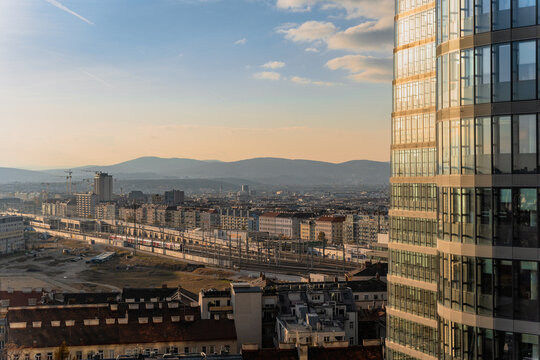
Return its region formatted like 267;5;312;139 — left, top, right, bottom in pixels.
54;342;70;360
317;232;327;258
5;343;25;360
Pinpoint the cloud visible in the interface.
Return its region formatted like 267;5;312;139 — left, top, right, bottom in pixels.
277;21;336;43
253;71;281;80
276;0;319;11
305;47;320;53
275;0;393;20
325;55;392;83
277;19;392;53
262;61;286;69
289;76;337;86
44;0;94;25
234;38;247;45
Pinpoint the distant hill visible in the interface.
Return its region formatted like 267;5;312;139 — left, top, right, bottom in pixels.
0;168;57;184
1;157;390;185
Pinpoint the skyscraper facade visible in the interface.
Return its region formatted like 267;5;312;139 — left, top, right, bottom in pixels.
435;0;540;358
388;0;438;358
93;172;113;202
391;0;540;358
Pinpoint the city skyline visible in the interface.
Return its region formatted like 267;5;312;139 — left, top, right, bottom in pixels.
0;0;393;169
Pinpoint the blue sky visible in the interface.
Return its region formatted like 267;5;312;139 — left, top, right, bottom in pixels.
0;0;393;169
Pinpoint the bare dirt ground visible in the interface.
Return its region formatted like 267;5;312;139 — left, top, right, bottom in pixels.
0;237;246;293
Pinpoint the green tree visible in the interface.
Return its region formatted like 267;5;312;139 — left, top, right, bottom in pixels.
54;342;70;360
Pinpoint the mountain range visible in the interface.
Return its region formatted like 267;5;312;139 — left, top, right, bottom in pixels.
0;157;390;186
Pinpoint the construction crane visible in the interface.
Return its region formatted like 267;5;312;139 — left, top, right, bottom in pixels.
64;169;73;195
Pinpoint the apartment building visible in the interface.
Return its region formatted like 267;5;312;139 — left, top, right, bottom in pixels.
315;216;345;244
0;216;24;255
75;193;98;219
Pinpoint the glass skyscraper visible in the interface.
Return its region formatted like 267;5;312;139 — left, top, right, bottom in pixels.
390;0;540;358
388;0;438;358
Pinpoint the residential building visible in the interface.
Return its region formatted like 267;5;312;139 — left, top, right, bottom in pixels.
219;209;252;231
300;219;315;241
387;0;437;357
201;209;220;230
93;172;113;202
95;203;117;221
75;193;98;219
315;215;345;244
259;213;296;239
164;189;184;206
0;216;24;255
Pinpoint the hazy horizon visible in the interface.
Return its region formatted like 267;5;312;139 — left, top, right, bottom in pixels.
3;155;390;172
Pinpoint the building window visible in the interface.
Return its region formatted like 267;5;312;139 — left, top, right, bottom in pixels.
475;117;492;175
513;41;536;100
184;348;189;354
513;115;537;174
517;261;539;321
75;352;82;360
460;49;473;104
46;354;52;360
513;0;536;27
492;43;511;102
493;0;511;29
35;354;41;360
493;116;512;174
475;46;491;103
475;0;491;33
494;188;513;246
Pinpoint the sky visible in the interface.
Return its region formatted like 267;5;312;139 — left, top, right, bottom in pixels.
0;0;393;169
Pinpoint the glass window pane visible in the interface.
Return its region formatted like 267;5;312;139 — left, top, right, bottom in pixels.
462;0;474;35
493;0;511;29
518;261;538;320
461;49;474;105
520;334;540;360
494;188;513;246
475;116;492;174
477;259;493;314
443;54;449;108
513;41;536;101
513;114;537;174
475;46;491;103
513;0;536;27
516;188;538;247
462;118;475;174
495;259;513;318
493;116;512;174
475;0;491;32
492;43;511;102
450;51;460;107
476;188;493;244
462;188;475;243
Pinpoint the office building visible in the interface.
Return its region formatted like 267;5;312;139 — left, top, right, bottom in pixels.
433;0;540;358
0;215;24;255
388;0;437;358
93;172;113;202
391;0;540;358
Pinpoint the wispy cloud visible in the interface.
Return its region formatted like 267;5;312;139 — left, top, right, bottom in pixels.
305;47;320;53
289;76;337;86
262;61;286;69
234;38;247;45
44;0;94;25
253;71;281;80
325;55;392;83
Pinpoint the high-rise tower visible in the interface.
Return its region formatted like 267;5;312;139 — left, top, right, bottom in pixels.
388;0;438;359
93;172;113;202
391;0;540;357
435;0;540;358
